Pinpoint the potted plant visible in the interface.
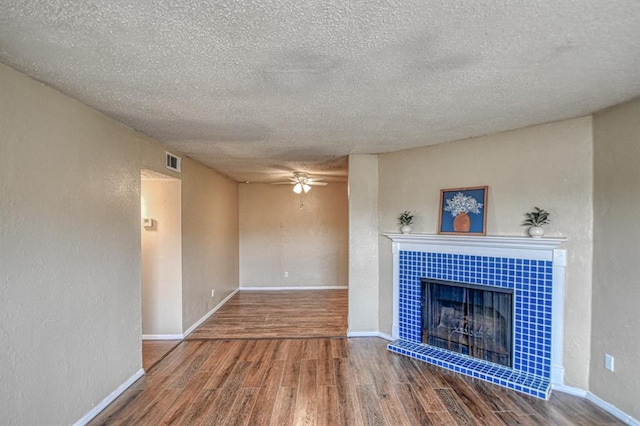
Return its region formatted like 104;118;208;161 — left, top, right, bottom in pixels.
398;211;414;234
522;207;550;238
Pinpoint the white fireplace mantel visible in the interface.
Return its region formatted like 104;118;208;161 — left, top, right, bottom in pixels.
384;233;568;388
384;233;567;261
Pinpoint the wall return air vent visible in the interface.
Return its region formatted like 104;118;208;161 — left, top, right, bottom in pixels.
165;152;181;173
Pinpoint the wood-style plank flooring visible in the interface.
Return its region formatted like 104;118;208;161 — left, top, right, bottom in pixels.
91;290;622;425
143;340;181;371
92;337;621;425
186;290;348;339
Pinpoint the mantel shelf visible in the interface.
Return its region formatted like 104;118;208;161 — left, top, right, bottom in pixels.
383;233;567;252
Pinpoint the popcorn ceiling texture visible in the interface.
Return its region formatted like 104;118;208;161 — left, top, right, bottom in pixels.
1;0;639;182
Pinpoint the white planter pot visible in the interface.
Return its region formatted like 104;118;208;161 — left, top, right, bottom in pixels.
401;225;412;234
528;226;545;238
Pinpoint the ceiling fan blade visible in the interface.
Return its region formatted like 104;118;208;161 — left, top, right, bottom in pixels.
271;172;331;187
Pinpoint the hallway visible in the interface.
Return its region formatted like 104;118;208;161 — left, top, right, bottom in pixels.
186;289;348;340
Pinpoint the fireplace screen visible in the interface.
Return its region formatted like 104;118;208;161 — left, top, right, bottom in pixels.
422;279;513;367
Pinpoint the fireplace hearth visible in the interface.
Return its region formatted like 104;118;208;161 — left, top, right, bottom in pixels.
385;234;567;400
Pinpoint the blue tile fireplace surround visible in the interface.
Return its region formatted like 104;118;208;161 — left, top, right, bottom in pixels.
385;234;567;400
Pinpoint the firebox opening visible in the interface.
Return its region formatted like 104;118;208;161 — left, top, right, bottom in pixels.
421;278;513;368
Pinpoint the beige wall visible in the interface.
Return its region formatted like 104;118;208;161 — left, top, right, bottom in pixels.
0;64;144;424
0;63;239;424
239;183;348;288
141;177;183;335
591;98;640;419
377;117;594;389
348;155;380;333
181;157;239;330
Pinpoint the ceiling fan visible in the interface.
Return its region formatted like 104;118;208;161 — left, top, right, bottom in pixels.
271;172;328;193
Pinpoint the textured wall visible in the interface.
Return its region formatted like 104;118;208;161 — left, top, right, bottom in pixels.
591;98;640;420
0;64;144;424
141;178;183;335
348;155;380;332
239;183;348;288
377;117;594;389
181;158;239;331
0;63;239;424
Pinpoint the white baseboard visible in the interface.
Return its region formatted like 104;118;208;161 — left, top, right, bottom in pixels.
552;383;587;397
347;331;378;337
239;286;348;291
347;331;394;341
183;288;239;337
73;368;144;426
553;384;638;425
376;332;395;341
142;334;183;340
585;392;640;426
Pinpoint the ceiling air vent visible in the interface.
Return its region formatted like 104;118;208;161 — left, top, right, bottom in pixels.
165;152;181;173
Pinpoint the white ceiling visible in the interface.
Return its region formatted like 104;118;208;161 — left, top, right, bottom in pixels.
1;1;639;183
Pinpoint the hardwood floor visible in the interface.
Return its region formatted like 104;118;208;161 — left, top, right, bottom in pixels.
90;290;622;425
186;290;348;339
91;337;622;425
143;340;181;371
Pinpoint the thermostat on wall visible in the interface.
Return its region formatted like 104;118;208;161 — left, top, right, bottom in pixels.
143;218;154;228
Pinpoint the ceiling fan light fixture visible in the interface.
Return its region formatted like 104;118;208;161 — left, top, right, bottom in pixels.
293;182;312;194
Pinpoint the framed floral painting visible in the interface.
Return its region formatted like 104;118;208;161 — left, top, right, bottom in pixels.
438;186;488;235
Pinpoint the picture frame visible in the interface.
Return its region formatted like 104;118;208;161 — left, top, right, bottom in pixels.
438;186;488;236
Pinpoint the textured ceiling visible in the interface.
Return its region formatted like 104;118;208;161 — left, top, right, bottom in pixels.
1;1;639;183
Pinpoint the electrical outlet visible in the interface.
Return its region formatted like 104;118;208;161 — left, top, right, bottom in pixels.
605;354;614;372
211;289;215;298
284;271;289;278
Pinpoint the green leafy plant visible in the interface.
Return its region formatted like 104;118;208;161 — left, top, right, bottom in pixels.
522;207;550;227
398;211;414;226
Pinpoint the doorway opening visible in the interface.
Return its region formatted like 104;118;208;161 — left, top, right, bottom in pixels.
141;169;182;370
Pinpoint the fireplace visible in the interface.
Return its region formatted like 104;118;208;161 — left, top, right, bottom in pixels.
385;234;567;400
422;279;513;368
